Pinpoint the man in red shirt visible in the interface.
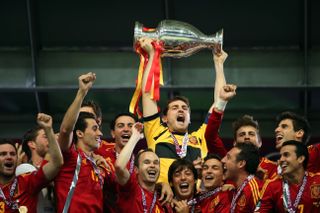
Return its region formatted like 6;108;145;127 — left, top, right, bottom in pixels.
80;103;167;213
275;111;320;173
115;122;172;213
221;143;262;213
167;152;231;212
79;101;139;171
200;153;232;212
203;45;276;181
233;115;278;180
19;120;57;212
96;112;138;213
168;158;199;213
257;140;320;212
96;113;138;172
0;113;63;213
21;125;49;169
206;109;277;181
55;72;109;213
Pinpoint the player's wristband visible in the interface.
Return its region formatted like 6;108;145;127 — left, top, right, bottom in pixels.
214;99;228;112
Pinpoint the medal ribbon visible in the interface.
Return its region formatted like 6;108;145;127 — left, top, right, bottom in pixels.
140;186;157;213
83;152;104;188
283;172;307;213
188;186;222;206
0;178;18;210
230;175;254;213
170;132;189;158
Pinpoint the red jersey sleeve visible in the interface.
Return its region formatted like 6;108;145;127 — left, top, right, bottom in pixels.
307;143;320;173
205;111;227;157
22;166;50;195
257;158;278;181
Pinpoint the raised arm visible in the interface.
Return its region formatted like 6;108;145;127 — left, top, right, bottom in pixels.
37;113;63;180
58;72;96;151
205;84;237;156
209;50;228;113
206;50;236;156
139;38;159;117
115;122;143;185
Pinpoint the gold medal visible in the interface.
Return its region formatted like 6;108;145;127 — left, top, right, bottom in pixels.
18;206;28;213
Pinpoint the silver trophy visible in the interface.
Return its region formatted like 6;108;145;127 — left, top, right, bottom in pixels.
134;20;223;58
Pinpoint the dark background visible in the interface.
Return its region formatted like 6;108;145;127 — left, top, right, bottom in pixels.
0;0;319;156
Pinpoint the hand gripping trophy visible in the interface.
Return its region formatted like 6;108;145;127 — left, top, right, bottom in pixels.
130;20;223;115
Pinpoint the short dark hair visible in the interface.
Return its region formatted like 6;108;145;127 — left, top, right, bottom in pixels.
134;148;157;168
203;153;222;164
232;115;260;140
81;100;102;120
234;143;260;174
0;139;17;152
163;96;190;116
110;112;138;131
22;125;43;159
168;158;198;184
73;112;97;142
276;111;311;144
282;140;309;169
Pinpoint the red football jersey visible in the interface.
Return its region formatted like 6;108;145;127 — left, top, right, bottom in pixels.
95;141;117;173
199;190;232;213
257;172;320;213
96;141;136;213
117;174;169;213
257;157;278;181
307;143;320;173
0;167;49;213
55;145;107;213
233;177;263;213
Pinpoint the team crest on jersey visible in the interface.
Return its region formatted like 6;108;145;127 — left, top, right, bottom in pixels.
311;184;320;199
237;194;246;207
0;201;5;212
82;159;88;165
209;195;219;210
155;204;161;213
189;136;198;145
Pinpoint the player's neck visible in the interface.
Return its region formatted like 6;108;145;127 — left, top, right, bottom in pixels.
115;144;122;155
168;126;188;134
76;142;93;156
205;181;223;191
0;174;15;185
285;167;305;184
176;194;193;201
236;172;251;188
138;179;156;192
31;154;43;168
